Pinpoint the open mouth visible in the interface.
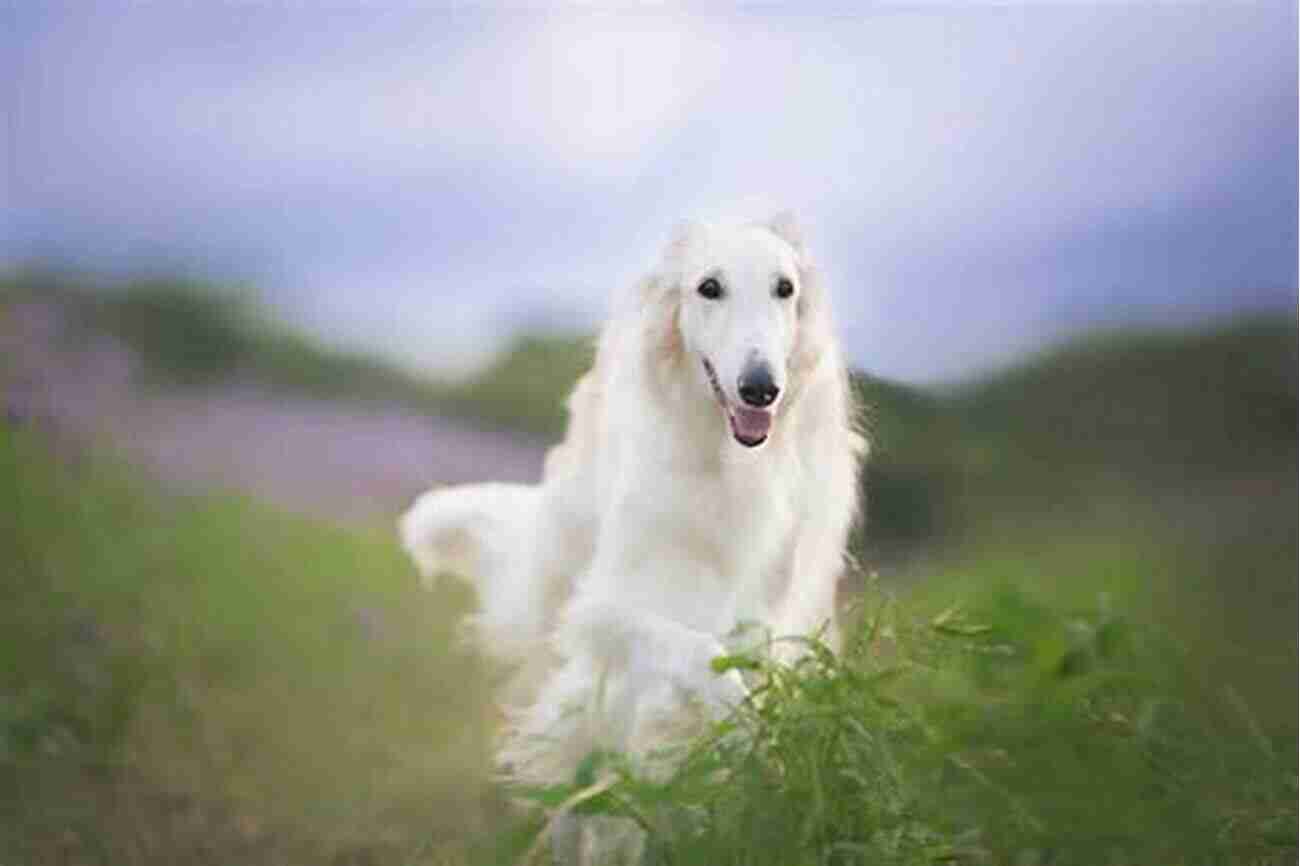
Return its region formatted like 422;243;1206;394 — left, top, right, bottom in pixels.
702;358;771;448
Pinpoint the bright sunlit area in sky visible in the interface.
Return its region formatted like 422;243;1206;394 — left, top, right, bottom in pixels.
5;1;1297;382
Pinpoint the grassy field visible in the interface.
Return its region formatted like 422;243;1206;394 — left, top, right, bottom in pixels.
2;427;1294;864
2;276;1295;863
0;427;502;864
506;549;1294;866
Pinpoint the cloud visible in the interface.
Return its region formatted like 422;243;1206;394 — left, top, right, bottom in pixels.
6;3;1295;383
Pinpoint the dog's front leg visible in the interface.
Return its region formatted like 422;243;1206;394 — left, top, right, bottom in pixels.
558;595;749;717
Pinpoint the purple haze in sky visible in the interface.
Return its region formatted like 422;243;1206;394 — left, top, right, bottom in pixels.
5;2;1296;382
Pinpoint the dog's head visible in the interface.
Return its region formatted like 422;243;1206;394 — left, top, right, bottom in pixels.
645;211;832;449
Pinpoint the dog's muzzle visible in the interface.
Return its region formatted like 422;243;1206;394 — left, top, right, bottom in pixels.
703;358;772;448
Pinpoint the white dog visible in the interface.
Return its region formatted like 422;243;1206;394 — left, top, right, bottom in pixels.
400;212;864;857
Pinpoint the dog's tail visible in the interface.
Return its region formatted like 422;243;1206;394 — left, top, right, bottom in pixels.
398;482;538;591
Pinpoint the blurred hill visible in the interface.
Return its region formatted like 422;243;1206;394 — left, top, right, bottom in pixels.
857;316;1297;558
1;273;591;437
4;273;1294;564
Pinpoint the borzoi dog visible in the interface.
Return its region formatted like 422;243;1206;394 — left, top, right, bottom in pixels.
400;212;863;856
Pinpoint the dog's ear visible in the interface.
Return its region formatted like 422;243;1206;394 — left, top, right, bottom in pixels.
638;272;684;368
790;261;828;380
664;219;708;268
637;220;702;365
766;210;805;257
771;211;817;322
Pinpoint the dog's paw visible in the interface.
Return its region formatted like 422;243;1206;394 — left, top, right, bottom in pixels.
701;667;750;718
677;639;750;717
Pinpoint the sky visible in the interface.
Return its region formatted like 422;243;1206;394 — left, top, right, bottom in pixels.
4;1;1297;383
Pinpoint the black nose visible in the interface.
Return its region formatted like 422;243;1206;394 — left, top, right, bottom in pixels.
738;365;780;408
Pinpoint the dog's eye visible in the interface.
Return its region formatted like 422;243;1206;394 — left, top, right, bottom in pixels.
697;278;723;300
775;277;795;299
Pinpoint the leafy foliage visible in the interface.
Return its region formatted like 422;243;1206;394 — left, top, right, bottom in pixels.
499;578;1296;865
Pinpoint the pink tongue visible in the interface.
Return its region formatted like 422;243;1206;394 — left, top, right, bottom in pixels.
731;407;772;442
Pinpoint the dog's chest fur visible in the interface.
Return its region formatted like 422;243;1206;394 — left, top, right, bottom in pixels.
608;427;802;635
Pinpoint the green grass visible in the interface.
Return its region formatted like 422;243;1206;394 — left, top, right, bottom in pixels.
2;429;1293;865
499;536;1296;865
0;427;498;864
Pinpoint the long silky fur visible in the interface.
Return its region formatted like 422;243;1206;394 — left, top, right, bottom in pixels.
400;213;865;861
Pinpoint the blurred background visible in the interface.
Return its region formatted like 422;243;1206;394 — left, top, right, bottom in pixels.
2;2;1296;865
